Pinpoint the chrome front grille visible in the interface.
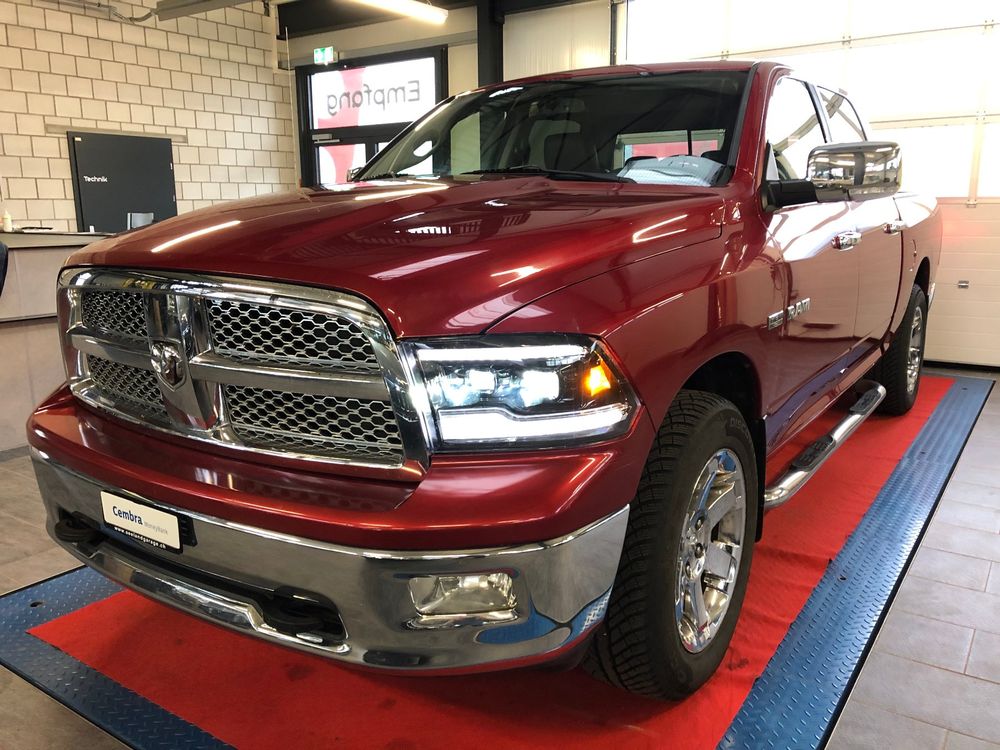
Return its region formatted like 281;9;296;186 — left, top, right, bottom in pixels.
81;289;147;341
224;385;403;460
206;298;379;371
86;355;168;421
60;269;425;474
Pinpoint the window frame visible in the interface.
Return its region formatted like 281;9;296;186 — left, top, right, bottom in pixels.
295;45;449;188
817;86;868;145
762;74;831;184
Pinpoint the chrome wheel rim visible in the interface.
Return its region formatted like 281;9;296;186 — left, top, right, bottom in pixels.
675;448;747;654
907;305;924;395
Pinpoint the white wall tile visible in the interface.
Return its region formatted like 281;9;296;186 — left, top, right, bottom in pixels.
8;25;35;48
21;49;49;72
35;29;62;53
50;55;76;76
0;0;295;227
45;9;74;34
75;56;101;79
0;44;23;69
66;77;92;98
15;3;43;28
63;35;88;57
3;135;32;156
31;137;59;158
20;156;48;177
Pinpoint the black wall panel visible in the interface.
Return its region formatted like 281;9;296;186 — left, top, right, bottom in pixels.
68;132;177;233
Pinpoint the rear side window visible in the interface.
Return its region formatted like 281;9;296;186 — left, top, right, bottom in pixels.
764;78;825;181
819;87;866;144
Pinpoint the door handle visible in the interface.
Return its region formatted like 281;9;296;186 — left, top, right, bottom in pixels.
883;220;905;234
832;231;862;250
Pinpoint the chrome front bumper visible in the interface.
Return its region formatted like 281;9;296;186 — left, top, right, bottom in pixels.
31;449;629;671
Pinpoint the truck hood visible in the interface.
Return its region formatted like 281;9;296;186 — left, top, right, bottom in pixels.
70;178;724;336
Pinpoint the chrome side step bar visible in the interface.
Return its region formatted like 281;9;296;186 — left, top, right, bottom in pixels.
763;380;886;511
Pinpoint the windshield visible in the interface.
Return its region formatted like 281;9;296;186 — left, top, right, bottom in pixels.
356;70;748;187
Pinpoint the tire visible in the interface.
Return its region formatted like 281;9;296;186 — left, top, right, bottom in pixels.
584;390;758;699
871;284;927;416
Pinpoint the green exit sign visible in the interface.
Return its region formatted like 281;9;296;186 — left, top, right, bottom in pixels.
314;46;336;65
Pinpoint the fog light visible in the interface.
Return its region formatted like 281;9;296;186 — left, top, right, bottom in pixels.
408;572;516;615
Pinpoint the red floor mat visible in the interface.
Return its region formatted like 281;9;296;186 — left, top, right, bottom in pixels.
32;377;953;750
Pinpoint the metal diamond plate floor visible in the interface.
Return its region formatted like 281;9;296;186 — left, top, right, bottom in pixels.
0;569;230;750
720;376;993;749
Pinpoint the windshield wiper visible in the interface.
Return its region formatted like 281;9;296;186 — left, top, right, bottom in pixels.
356;172;408;181
462;166;634;183
357;172;442;182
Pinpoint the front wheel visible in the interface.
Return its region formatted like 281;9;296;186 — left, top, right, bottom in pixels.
584;390;758;699
872;284;928;416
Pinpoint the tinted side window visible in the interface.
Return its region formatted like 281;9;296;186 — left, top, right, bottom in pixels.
765;78;825;181
819;87;866;144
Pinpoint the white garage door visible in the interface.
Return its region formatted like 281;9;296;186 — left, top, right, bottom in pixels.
621;0;1000;366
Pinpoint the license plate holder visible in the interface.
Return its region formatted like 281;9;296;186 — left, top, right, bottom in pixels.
100;491;183;552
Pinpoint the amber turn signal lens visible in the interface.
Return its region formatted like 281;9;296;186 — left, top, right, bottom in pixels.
585;362;613;397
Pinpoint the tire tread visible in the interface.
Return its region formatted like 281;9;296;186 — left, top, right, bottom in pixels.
584;390;749;699
872;284;927;416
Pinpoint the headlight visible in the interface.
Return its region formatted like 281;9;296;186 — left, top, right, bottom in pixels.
402;334;638;450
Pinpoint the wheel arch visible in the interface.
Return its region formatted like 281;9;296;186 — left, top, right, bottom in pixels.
680;352;767;538
914;256;931;298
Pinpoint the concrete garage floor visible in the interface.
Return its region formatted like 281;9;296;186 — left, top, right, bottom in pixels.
0;366;996;750
828;367;1000;750
0;447;125;750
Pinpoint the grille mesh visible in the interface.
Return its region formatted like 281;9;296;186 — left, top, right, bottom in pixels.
224;385;403;461
207;299;379;371
86;355;167;421
81;290;147;340
69;279;405;466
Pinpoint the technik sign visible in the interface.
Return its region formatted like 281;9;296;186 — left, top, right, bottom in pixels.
310;57;437;130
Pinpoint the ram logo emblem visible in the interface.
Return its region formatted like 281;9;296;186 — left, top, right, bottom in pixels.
767;298;811;330
149;341;186;388
787;298;811;320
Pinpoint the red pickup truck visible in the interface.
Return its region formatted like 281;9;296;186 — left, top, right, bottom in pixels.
29;61;939;699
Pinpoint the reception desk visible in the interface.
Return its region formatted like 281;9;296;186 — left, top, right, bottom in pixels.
0;232;108;451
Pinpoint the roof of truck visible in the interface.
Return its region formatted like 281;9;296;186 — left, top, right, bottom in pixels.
500;60;768;87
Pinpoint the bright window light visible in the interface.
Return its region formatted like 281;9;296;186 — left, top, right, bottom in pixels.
870;124;974;197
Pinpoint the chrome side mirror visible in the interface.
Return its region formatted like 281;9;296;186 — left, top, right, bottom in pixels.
807;141;901;202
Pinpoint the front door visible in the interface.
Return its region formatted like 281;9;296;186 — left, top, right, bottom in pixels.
763;77;862;446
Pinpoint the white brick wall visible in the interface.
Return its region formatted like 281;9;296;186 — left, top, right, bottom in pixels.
0;0;297;230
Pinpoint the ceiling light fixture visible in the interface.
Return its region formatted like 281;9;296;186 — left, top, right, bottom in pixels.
347;0;448;25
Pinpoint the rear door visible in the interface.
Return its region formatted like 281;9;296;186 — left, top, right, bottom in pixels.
817;87;904;346
764;77;862;414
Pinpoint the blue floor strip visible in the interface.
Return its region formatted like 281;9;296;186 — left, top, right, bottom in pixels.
0;567;230;750
720;376;993;750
